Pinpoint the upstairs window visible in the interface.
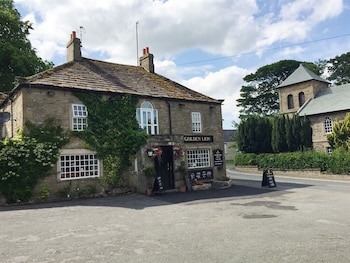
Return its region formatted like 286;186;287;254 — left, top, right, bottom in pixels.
298;92;305;107
72;104;88;131
324;117;332;134
287;94;294;109
136;101;159;135
192;112;202;133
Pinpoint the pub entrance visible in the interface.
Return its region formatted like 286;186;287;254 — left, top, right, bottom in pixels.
154;146;175;190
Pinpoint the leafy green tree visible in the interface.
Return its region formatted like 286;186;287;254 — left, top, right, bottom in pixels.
327;113;350;151
236;60;321;118
0;0;53;93
326;52;350;85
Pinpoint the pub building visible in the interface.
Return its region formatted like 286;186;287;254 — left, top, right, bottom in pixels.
0;31;226;201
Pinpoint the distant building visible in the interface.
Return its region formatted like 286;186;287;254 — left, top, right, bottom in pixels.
223;129;236;161
278;64;350;153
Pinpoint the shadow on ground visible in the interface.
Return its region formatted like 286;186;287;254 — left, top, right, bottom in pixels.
0;179;312;211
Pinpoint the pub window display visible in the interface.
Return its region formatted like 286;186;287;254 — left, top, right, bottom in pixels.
187;149;210;169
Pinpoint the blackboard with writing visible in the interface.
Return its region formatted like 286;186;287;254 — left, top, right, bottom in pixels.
213;149;223;166
262;169;276;188
184;174;193;191
189;169;213;182
155;176;165;193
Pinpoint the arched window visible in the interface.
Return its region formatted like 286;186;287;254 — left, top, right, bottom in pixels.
298;92;305;107
136;101;159;135
324;117;332;134
287;94;294;109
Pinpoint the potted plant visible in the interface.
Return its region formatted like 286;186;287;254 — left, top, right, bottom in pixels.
144;167;156;195
177;165;187;192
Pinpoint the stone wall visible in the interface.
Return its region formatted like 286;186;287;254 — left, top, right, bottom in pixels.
278;80;328;116
308;111;347;152
2;86;226;199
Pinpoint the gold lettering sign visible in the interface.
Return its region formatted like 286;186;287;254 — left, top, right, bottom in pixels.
183;135;213;143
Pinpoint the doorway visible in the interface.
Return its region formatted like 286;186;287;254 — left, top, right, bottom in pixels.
154;146;175;190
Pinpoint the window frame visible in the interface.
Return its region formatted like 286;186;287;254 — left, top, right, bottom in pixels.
324;117;332;134
59;153;100;180
191;112;202;133
187;149;210;169
72;104;88;131
287;94;294;109
136;101;159;135
298;92;305;107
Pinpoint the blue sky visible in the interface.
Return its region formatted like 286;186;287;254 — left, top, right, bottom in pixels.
14;0;350;129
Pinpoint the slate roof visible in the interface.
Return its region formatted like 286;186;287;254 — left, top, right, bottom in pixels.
10;58;220;104
298;83;350;116
278;64;330;88
223;130;236;142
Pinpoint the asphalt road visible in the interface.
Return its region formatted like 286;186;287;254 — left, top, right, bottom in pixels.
1;168;350;263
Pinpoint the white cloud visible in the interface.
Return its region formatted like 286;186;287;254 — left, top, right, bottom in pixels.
182;66;250;128
13;0;348;128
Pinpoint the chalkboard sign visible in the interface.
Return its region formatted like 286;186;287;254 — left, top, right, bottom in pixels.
213;149;223;166
155;175;165;192
184;174;193;191
261;169;276;188
189;169;213;182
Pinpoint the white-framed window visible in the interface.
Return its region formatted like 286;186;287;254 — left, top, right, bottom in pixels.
326;147;333;154
59;153;100;180
187;149;210;169
192;112;202;133
136;101;158;135
324;117;332;134
72;104;88;131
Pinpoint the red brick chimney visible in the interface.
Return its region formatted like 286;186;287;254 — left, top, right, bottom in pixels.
139;47;154;73
66;31;82;62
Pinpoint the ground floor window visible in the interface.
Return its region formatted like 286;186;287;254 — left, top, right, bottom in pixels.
326;147;333;154
59;153;100;180
187;149;210;169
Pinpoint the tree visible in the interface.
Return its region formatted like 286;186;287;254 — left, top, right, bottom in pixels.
0;0;53;93
327;113;350;151
326;52;350;85
236;116;272;154
236;60;321;119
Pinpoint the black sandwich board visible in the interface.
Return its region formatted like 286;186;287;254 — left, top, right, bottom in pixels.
154;175;165;193
184;174;193;191
261;169;277;188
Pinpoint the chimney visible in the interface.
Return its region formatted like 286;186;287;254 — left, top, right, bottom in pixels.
139;47;154;73
66;31;82;62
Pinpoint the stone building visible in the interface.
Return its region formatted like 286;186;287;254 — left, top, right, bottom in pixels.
223;129;236;161
278;64;350;152
0;32;226;200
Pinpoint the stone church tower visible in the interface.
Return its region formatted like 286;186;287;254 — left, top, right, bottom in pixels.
277;64;330;117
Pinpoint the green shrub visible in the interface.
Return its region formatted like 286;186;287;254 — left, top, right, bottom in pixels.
235;151;350;174
0;119;68;203
234;153;257;166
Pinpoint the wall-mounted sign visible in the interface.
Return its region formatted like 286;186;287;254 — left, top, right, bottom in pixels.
213;149;223;166
183;135;213;143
